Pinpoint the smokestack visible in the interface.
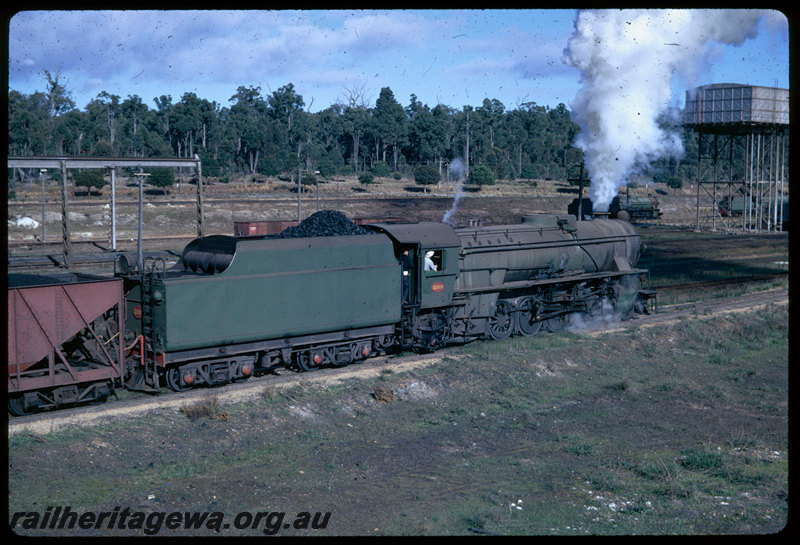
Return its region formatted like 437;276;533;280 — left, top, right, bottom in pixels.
563;9;768;211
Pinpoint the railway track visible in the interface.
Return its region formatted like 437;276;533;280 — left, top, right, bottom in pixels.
653;271;788;294
8;286;788;437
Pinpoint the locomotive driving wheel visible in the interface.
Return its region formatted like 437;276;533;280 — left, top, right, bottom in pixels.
487;301;514;340
516;297;544;336
544;313;567;332
586;296;604;318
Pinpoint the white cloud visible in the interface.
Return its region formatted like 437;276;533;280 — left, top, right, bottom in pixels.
8;9;788;113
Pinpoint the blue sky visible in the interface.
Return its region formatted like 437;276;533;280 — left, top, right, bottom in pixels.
7;9;790;113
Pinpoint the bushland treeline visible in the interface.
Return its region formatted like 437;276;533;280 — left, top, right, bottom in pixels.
8;73;697;186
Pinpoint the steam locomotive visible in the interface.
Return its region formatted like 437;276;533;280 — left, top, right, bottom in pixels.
568;195;663;221
8;211;653;415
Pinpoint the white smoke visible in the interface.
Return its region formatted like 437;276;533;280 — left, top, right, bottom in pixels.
563;9;768;211
442;157;466;225
567;297;624;333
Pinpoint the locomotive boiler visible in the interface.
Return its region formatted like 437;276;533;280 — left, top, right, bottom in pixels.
450;214;644;341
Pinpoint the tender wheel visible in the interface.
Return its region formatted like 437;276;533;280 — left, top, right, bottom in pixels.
488;301;514;340
8;395;30;416
166;367;192;392
295;351;321;372
516;297;544;337
373;334;395;353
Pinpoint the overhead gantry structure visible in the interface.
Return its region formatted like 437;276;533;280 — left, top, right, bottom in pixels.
7;155;204;269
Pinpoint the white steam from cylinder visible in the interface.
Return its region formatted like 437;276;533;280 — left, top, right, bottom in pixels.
563;9;768;211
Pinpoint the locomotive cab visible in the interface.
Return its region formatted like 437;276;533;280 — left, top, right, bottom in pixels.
366;222;461;309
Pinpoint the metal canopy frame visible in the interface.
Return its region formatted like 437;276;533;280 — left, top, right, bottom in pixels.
689;126;788;233
7;156;204;269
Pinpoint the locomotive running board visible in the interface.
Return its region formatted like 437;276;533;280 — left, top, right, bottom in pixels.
453;268;649;295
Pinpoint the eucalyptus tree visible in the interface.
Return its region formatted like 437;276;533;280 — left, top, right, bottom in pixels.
54;109;91;156
228;86;272;174
432;104;456;171
268;83;304;133
452;106;474;178
42;70;75;120
213;106;238;173
341;103;371;174
297;109;325;173
510;101;548;178
8;90;50;156
476;98;505;151
42;70;76;155
405;95;449;171
306;105;347;176
118;95;151;156
505;107;527;178
314;105;341;149
475;98;514;179
373;87;408;172
338;84;372;174
89;91;122;150
8;70;74;156
545;103;580;180
267;83;308;175
171;92;218;158
152;95;174;153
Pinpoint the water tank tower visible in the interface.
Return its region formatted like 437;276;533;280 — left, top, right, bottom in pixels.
684;83;788;232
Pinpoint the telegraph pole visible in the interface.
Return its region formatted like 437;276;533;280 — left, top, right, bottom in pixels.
136;170;151;273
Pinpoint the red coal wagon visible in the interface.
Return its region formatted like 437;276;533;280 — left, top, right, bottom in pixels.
8;273;126;415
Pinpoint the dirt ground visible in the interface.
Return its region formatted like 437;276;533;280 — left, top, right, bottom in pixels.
7;176;701;249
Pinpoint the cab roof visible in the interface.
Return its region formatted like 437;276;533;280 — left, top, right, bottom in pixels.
367;222;461;248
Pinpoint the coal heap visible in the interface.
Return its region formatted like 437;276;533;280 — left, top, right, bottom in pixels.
272;210;370;239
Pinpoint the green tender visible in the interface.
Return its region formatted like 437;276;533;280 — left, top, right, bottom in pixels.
153;234;401;352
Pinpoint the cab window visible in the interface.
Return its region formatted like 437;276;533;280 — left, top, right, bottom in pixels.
424;249;444;273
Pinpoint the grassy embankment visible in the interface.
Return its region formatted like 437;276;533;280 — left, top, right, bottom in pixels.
8;304;788;536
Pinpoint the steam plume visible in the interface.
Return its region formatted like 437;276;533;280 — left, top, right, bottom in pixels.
442;157;466;225
563;9;767;211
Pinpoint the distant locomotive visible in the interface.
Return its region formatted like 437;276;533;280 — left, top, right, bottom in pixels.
718;194;788;230
569;195;663;222
8;211;654;414
609;194;663;221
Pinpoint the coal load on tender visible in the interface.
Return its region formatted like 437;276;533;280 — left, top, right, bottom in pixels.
272;210;370;238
